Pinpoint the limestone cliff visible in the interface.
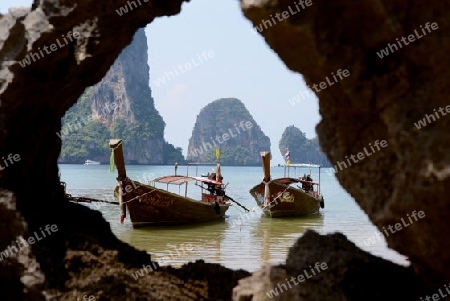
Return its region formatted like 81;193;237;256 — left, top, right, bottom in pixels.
57;29;184;164
0;0;449;300
187;98;270;165
279;125;330;166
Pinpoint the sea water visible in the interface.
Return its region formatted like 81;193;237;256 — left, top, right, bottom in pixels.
59;164;409;273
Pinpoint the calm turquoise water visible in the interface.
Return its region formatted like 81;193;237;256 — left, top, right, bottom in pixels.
59;164;409;272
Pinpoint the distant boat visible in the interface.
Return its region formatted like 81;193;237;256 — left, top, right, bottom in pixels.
249;151;324;218
109;139;235;228
84;160;100;165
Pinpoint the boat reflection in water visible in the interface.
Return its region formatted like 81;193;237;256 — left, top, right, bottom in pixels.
121;219;229;267
120;209;324;272
254;213;324;266
219;210;325;271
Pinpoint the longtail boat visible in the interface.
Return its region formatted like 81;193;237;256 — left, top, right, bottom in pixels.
249;151;324;218
109;139;232;228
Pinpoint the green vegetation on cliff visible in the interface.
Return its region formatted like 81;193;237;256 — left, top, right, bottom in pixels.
187;98;270;166
57;29;184;164
58;90;184;164
58;88;110;163
279;125;330;166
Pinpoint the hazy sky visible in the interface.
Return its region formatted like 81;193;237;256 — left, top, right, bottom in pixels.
1;0;320;165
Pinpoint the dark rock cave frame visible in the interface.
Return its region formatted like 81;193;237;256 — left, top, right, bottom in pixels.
0;0;448;300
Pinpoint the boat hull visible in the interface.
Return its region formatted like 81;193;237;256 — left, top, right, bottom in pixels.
84;160;100;165
117;180;230;228
249;179;321;218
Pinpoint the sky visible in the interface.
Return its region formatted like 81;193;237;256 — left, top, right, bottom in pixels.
1;0;320;165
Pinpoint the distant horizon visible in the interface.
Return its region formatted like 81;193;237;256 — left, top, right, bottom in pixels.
58;162;332;167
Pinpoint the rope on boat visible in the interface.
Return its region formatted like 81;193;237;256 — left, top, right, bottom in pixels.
121;190;157;204
224;194;250;212
66;194;119;205
62;181;119;205
193;182;249;212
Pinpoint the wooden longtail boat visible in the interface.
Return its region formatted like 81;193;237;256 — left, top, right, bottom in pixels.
84;159;100;165
249;151;324;218
109;139;232;228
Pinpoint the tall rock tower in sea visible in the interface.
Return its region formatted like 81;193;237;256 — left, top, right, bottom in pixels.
186;98;270;165
58;29;184;164
279;125;330;166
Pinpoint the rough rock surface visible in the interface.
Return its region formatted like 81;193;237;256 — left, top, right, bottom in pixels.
279;125;329;166
187;98;271;165
0;0;449;300
242;0;450;287
57;28;169;165
0;0;249;300
233;231;425;301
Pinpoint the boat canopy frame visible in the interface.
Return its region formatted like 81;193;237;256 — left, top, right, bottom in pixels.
151;174;225;197
283;163;322;196
186;162;221;178
153;175;196;185
150;175;197;196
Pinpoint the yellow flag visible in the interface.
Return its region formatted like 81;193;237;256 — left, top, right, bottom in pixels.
216;147;220;160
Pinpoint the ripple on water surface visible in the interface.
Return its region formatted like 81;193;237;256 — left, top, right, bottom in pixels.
61;164;409;272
